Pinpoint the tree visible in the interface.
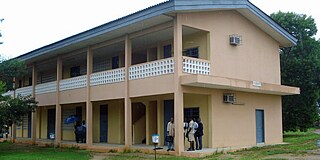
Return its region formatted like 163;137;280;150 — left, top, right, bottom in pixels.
0;58;27;91
0;95;37;128
271;12;320;131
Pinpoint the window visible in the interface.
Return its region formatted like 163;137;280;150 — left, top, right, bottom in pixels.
183;47;199;58
163;44;172;58
184;107;199;121
70;66;80;77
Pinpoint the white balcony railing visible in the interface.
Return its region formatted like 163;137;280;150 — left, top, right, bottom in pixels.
183;56;210;75
90;68;125;86
129;58;174;80
59;75;87;91
2;91;14;97
35;81;57;95
16;86;33;97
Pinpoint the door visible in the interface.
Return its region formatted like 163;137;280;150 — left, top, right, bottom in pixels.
256;110;265;143
47;109;56;139
112;56;119;69
163;45;172;58
163;100;174;145
28;112;31;138
100;105;108;142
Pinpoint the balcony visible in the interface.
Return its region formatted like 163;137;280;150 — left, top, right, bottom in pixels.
90;68;125;86
2;58;211;97
129;58;174;80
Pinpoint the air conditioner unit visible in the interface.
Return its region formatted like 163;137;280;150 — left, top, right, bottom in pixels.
223;93;236;103
229;34;241;46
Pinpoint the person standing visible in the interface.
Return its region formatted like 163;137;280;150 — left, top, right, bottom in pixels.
187;118;195;151
195;117;203;150
81;120;86;143
166;117;175;151
74;121;81;143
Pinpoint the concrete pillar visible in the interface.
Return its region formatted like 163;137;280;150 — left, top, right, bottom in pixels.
145;102;150;145
31;63;37;144
157;100;164;146
208;93;214;148
86;47;93;145
173;15;184;155
124;35;132;147
55;57;62;145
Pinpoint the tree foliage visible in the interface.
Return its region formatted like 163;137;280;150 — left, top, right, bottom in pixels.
271;12;320;131
0;58;27;91
0;95;38;127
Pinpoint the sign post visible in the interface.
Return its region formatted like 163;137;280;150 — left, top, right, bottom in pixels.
152;134;162;160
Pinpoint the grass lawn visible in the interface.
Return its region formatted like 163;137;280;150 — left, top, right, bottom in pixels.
0;142;91;160
207;129;320;160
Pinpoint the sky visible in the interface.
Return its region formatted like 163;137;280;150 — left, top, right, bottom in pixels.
0;0;319;58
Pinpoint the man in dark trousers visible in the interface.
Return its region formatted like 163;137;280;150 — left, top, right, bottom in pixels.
195;117;203;150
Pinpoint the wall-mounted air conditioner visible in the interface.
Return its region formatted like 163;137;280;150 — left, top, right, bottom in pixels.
223;93;236;104
229;34;241;46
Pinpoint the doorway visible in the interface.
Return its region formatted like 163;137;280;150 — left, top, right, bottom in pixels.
100;105;108;142
256;109;265;143
47;109;56;139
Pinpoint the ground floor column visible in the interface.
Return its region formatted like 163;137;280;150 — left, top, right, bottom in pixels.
31;111;37;144
174;92;184;154
86;101;93;145
124;97;132;147
208;93;214;148
55;104;61;145
157;100;164;146
145;102;150;145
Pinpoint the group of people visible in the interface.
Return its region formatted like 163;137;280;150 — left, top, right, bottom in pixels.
74;120;86;143
166;117;203;151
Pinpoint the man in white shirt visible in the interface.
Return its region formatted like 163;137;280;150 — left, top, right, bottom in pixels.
166;117;175;151
187;118;195;151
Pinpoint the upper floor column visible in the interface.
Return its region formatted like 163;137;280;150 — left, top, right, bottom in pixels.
86;46;93;145
124;35;132;147
55;56;62;145
173;14;184;155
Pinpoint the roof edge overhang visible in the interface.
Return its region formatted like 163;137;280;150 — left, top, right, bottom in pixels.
181;74;300;96
16;0;297;62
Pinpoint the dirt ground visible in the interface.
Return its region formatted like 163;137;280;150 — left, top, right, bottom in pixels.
91;130;320;160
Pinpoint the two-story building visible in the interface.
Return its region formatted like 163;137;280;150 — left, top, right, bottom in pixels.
4;0;299;156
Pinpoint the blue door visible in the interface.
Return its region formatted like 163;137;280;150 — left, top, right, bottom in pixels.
256;110;265;143
164;100;174;145
163;45;172;58
28;112;31;138
47;109;56;139
100;105;108;142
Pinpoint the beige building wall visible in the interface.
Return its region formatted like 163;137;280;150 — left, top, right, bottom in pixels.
211;90;282;148
179;11;281;84
184;93;209;148
92;100;124;144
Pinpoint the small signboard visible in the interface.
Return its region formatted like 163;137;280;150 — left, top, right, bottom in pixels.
49;133;55;140
252;81;262;87
152;134;159;144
